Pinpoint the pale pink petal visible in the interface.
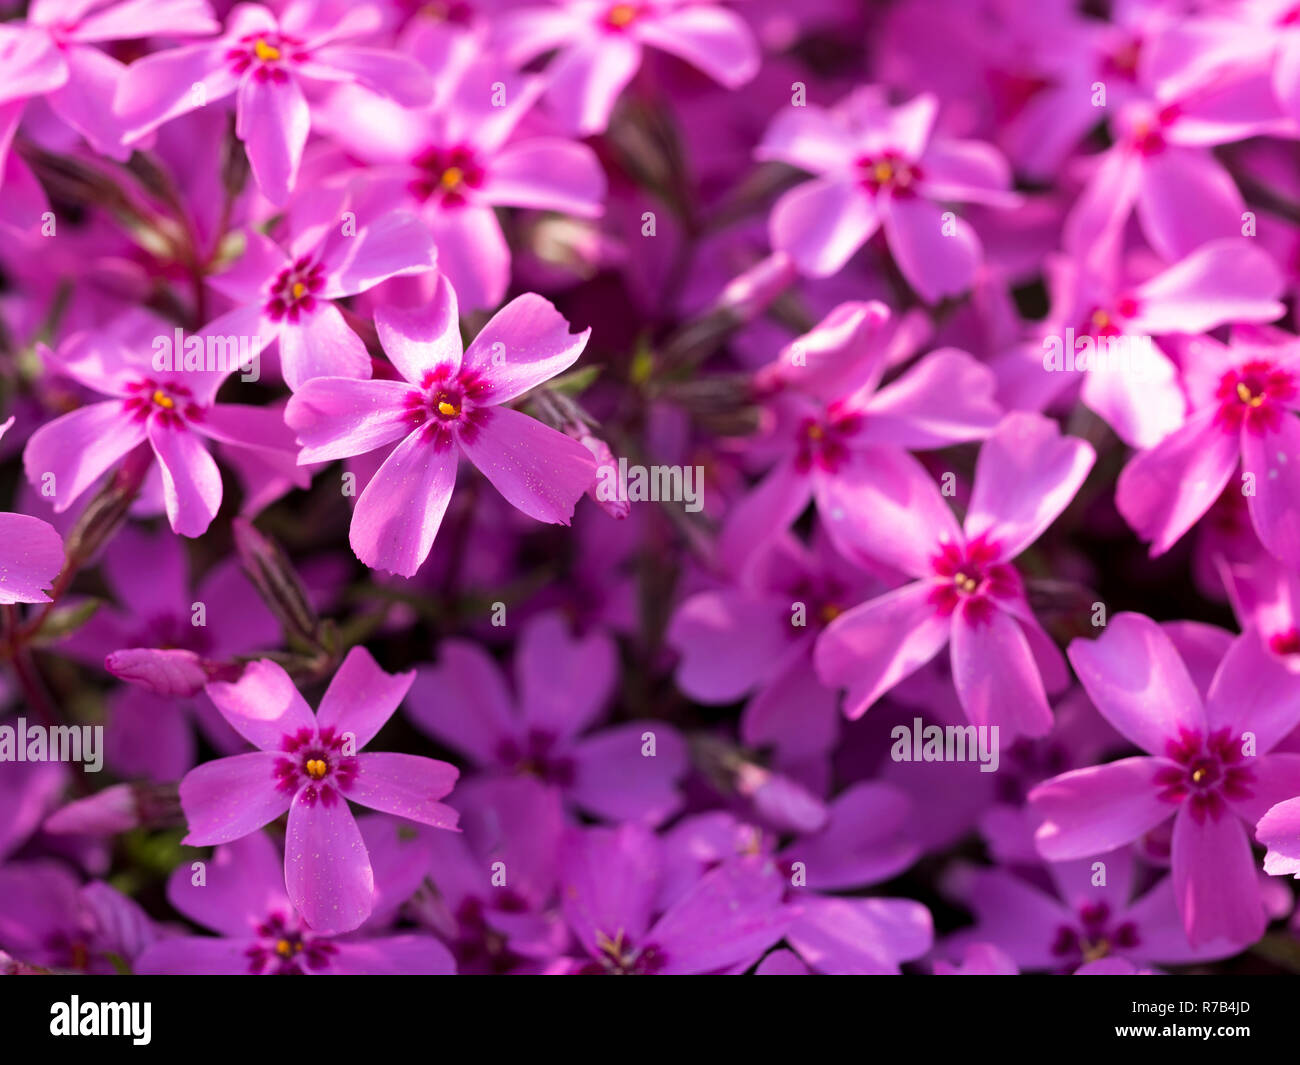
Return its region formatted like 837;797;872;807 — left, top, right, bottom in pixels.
814;447;960;578
115;43;236;138
1067;612;1205;755
479;139;605;217
1171;804;1265;947
1129;239;1285;334
879;192;980;304
856;347;1001;449
1242;413;1300;567
284;378;416;463
179;752;291;845
427;204;510;312
635;5;758;88
23;401;145;512
278;302;372;391
465;293;591;404
457;406;595;525
373;274;462;383
349;429;458;577
813;581;951;719
347;753;459;829
147;421;222;537
308;45;432;107
544;33;641;136
1135;147;1244;262
0;512;63;605
285;790;374;934
769;177;879;278
950;605;1053;737
1116;410;1239;556
755;105;855;175
1029;758;1172;860
204;657;317;750
963;412;1094;560
236;73;310;206
316;645;415;750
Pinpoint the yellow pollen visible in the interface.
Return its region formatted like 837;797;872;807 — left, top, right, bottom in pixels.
873;161;894;184
437;400;459;416
807;424;825;440
305;758;327;779
1192;767;1208;784
254;38;281;62
954;572;978;593
1090;309;1111;329
152;390;174;409
275;939;296;957
819;603;843;624
292;281;306;299
1081;938;1110;963
440;166;464;189
1236;382;1263;407
607;3;638;26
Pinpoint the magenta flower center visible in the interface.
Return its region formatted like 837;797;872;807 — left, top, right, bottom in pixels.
1128;104;1180;156
1269;628;1300;656
1213;359;1297;435
402;365;493;450
1153;726;1255;824
928;535;1016;625
1082;296;1139;337
410;146;486;208
1051;902;1139;967
124;378;201;429
227;33;309;83
496;729;576;786
265;257;325;322
856;150;923;196
246;911;338;974
793;404;862;474
273;727;358;805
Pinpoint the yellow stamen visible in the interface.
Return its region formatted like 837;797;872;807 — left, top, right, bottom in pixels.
1192;767;1208;784
954;572;978;594
440;166;464;189
292;281;306;299
254;38;281;62
305;758;327;779
819;603;842;624
1237;382;1263;407
437;400;459;416
152;390;174;409
807;424;824;440
607;3;638;27
275;939;296;957
1090;309;1111;329
1081;938;1110;963
873;161;894;184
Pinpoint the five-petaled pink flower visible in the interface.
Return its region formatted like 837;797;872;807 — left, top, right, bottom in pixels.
24;332;303;538
179;647;460;934
757;87;1021;300
494;0;760;135
285;275;598;576
115;1;434;203
814;412;1094;739
1029;615;1300;946
202;187;437;389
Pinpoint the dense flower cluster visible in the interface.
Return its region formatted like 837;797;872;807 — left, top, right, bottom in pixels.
2;0;1300;976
